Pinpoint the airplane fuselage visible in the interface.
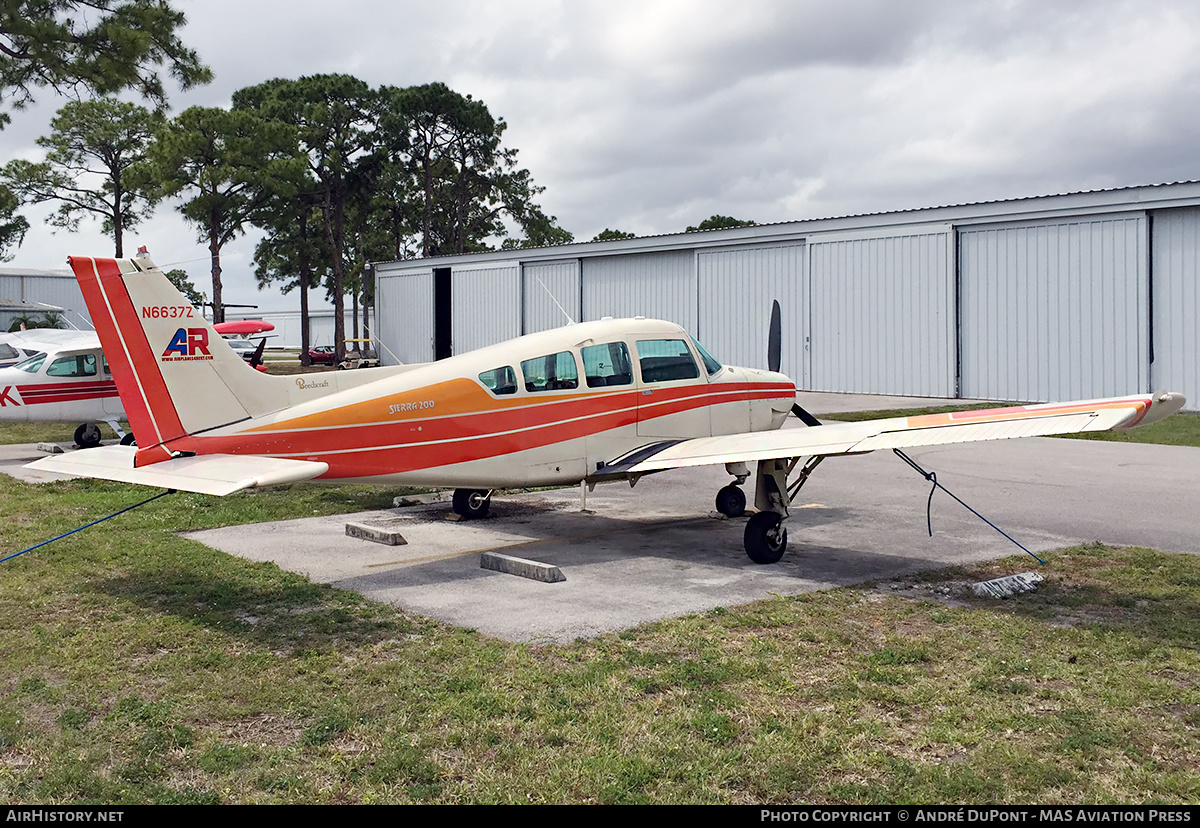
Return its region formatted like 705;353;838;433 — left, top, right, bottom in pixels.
152;319;798;488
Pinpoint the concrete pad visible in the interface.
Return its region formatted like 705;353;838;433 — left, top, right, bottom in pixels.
185;438;1200;644
0;442;82;484
5;393;1197;644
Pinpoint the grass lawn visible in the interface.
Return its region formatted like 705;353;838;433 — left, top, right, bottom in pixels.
1;475;1198;804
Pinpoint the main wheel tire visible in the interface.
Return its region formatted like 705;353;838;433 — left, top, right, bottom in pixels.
744;511;787;564
73;422;102;449
452;488;491;519
119;433;137;446
715;484;747;518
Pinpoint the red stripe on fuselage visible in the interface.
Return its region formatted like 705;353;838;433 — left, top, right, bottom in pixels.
202;381;790;456
14;381;120;404
162;380;794;478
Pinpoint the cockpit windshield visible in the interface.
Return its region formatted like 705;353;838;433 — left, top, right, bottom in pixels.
13;353;46;374
690;336;722;375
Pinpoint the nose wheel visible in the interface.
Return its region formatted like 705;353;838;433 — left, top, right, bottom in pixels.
73;422;102;449
452;488;492;519
715;484;746;518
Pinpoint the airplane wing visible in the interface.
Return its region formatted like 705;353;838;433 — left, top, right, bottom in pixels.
26;446;329;496
598;392;1187;476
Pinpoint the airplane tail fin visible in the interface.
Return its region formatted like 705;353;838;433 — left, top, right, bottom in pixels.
68;254;294;456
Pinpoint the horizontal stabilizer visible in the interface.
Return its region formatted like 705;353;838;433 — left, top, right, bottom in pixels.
26;446;329;496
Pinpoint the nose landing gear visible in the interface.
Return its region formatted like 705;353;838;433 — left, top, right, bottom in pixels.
452;488;492;519
715;484;746;518
741;455;824;564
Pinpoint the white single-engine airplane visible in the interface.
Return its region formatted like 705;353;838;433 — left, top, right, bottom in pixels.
0;328;129;447
28;253;1187;563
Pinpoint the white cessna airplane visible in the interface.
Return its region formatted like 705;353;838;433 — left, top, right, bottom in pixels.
29;253;1186;563
0;328;128;447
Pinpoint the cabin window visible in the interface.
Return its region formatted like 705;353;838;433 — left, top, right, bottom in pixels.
14;354;45;374
635;339;699;383
582;342;633;388
0;344;17;361
47;353;97;378
521;351;579;392
478;366;518;395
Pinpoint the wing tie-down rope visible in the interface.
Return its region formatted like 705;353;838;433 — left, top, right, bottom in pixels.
1;489;176;564
892;449;1045;564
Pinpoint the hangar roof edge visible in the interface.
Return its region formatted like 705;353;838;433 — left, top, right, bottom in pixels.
374;179;1200;273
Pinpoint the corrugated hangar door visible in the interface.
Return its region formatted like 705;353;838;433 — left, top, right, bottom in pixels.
959;214;1149;402
582;250;697;332
375;269;434;364
807;228;955;396
1150;207;1200;409
523;259;580;334
697;244;807;386
451;265;521;353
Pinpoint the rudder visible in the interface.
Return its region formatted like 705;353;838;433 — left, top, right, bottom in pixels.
69;253;292;451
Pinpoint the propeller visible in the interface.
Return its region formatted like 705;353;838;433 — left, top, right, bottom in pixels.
768;300;782;373
250;337;267;369
767;299;822;427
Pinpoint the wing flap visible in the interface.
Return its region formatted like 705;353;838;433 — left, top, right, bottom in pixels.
617;394;1178;475
26;446;329;496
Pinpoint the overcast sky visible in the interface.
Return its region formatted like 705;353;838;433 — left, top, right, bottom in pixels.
3;0;1200;313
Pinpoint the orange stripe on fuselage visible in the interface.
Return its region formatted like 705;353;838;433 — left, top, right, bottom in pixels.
165;379;795;478
238;377;791;441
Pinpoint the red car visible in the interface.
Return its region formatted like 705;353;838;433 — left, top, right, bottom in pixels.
306;345;336;365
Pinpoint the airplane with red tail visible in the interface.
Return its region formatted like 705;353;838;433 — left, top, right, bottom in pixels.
28;252;1187;563
0;328;128;447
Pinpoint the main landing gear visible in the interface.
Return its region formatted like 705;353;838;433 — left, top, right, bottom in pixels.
729;455;825;565
452;488;492;519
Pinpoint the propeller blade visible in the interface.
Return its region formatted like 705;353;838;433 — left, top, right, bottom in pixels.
767;299;781;373
250;337;267;368
792;403;822;428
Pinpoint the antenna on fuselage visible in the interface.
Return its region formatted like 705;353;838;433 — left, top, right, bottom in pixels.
536;275;576;325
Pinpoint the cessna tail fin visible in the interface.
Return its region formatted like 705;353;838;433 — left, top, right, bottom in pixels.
68;254;294;453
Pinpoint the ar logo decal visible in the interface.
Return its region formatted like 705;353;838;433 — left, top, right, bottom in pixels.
162;328;213;360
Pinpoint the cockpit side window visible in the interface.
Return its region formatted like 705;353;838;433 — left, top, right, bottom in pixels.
521;351;579;392
46;353;97;378
478;365;518;395
581;342;633;388
635;339;700;383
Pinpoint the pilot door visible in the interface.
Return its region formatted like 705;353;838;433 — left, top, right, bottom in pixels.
634;338;711;439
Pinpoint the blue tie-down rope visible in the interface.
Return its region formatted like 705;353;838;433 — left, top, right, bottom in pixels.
892;449;1045;564
1;489;176;564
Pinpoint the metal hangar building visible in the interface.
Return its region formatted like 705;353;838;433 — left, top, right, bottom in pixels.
373;181;1200;409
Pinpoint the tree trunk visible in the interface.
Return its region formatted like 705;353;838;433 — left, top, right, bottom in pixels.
299;264;311;367
209;228;224;324
324;192;347;364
